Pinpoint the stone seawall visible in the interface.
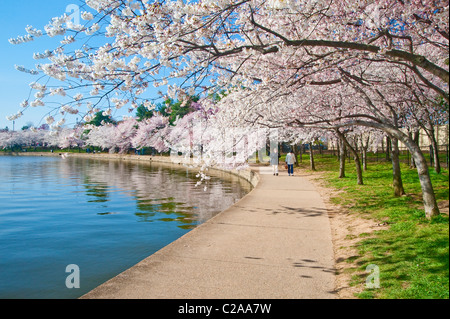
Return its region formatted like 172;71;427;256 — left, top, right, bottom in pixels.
1;152;260;188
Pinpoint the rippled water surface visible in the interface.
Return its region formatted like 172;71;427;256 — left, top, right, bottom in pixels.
0;155;252;298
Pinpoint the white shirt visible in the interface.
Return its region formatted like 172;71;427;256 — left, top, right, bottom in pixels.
285;153;296;165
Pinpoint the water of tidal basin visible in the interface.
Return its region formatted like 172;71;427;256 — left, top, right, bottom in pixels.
0;155;252;299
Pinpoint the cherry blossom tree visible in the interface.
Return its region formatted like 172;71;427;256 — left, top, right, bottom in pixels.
0;131;16;150
57;127;86;150
84;122;117;152
8;0;448;122
207;60;444;218
7;0;448;218
111;117;139;153
132;114;171;152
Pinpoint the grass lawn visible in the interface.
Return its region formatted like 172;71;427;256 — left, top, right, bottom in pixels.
295;153;449;299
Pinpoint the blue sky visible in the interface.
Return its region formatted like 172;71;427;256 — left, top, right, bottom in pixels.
0;0;111;130
0;1;203;131
0;0;80;130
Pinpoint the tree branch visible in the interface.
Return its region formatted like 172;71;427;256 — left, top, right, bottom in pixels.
246;15;449;84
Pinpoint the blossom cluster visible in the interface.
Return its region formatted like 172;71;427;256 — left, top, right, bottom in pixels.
14;65;39;75
9;34;34;45
6;0;448;216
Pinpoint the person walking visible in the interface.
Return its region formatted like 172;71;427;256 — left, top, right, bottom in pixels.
285;150;296;176
270;147;280;176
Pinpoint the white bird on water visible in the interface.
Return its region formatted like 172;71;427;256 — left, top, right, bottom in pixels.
61;153;69;159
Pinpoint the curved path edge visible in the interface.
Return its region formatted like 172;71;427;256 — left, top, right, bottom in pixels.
79;158;336;299
2;152;336;298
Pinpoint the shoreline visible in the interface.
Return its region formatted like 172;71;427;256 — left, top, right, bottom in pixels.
80;163;337;299
3;152;337;299
0;151;260;188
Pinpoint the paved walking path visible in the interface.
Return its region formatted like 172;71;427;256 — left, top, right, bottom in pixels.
81;166;336;299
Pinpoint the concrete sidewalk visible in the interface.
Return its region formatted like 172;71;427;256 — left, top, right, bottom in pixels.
81;166;336;299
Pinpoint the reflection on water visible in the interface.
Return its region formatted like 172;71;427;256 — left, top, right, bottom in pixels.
0;156;252;298
65;157;252;228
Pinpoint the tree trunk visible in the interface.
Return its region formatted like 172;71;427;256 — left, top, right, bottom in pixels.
309;143;316;171
362;147;368;171
361;135;370;171
339;139;346;178
385;135;391;161
293;143;300;167
332;119;440;219
429;129;441;174
353;136;359;153
332;138;336;157
336;131;363;185
412;147;440;219
409;130;420;168
299;144;303;163
385;126;440;219
350;146;364;186
336;139;340;162
391;137;406;197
